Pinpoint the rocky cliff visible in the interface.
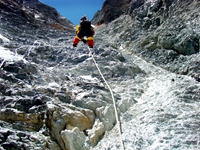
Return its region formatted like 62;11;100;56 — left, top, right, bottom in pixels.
93;0;200;80
0;0;200;150
92;0;132;25
0;0;73;31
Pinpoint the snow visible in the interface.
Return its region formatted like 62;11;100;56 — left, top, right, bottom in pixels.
34;14;40;19
0;46;27;63
76;91;91;100
119;44;123;50
0;34;10;44
80;75;98;82
48;82;60;88
47;67;54;70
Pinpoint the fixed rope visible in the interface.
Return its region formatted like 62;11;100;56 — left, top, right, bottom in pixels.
88;47;125;150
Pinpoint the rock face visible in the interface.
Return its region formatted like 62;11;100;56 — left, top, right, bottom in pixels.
92;0;176;24
92;0;133;24
93;0;200;80
0;0;200;150
0;0;73;31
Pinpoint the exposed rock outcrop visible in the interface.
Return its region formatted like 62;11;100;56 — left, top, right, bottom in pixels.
92;0;178;25
94;0;200;80
0;0;199;150
0;0;73;31
92;0;132;24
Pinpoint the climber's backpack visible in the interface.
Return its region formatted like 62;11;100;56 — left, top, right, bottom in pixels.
80;21;92;31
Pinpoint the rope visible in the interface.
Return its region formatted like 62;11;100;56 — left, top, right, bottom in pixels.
88;47;125;150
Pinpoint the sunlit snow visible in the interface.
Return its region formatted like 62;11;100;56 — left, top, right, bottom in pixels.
0;46;27;63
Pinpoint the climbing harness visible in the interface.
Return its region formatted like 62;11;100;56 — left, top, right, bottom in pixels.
88;47;125;150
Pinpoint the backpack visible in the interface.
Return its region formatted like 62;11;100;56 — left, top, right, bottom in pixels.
80;21;92;31
77;21;94;37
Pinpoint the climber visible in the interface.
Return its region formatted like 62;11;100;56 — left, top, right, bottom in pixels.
72;15;95;48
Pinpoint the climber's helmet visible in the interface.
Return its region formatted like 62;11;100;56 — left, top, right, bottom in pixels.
80;15;88;22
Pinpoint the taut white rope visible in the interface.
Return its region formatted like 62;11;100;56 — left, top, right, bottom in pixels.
88;47;125;150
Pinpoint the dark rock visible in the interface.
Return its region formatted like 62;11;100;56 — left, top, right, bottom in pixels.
92;0;132;24
54;92;71;103
0;0;74;31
